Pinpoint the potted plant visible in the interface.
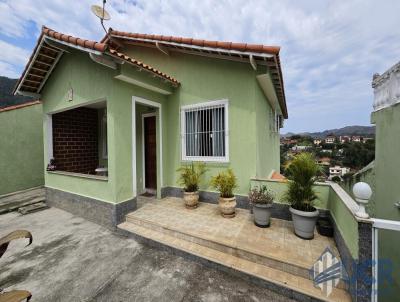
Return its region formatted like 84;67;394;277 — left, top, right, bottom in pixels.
210;169;238;218
248;185;274;227
284;153;320;239
177;162;206;209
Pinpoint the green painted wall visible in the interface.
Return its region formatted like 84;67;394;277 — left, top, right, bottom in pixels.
40;44;281;203
250;179;359;258
327;187;359;259
125;45;278;195
0;103;44;195
372;105;400;300
250;179;330;209
255;83;280;178
41;49;166;203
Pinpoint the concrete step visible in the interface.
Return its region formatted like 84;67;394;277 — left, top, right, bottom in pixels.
0;192;46;214
126;212;312;281
118;221;351;302
18;202;49;215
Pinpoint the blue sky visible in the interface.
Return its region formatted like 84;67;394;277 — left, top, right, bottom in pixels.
1;0;399;133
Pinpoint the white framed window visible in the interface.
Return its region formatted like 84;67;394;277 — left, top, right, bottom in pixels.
270;109;283;133
101;109;108;159
181;100;229;162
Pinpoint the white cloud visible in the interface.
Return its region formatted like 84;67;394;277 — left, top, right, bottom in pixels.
0;0;399;131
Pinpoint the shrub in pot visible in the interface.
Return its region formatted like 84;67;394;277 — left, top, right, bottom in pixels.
177;162;206;209
248;186;274;227
283;153;320;239
211;169;238;218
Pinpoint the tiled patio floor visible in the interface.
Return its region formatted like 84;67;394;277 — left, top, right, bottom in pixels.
132;197;340;274
121;197;350;301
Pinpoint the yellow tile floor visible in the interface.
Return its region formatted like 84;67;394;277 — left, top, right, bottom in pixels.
130;197;340;271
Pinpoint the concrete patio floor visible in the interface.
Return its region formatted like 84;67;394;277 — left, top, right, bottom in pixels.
0;207;296;301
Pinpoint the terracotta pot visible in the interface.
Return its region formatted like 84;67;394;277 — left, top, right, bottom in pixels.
183;191;199;209
218;196;236;218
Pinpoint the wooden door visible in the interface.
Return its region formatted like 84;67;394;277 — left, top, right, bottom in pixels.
144;116;157;189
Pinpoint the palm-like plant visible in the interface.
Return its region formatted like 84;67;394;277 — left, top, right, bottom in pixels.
283;153;320;212
177;162;207;192
210;169;237;198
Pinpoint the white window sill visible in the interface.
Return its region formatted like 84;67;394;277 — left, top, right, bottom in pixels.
182;157;229;164
47;170;108;181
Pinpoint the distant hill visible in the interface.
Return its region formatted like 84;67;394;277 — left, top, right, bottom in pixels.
0;76;33;109
282;125;375;138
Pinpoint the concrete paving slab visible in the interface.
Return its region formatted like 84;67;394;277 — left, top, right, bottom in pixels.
0;207;295;302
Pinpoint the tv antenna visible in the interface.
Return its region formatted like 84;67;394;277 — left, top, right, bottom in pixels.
91;0;110;34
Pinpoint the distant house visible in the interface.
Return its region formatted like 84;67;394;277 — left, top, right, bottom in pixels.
339;135;351;143
317;157;331;166
329;165;350;180
325;135;336;144
351;135;361;142
362;137;373;143
313;138;322;145
291;145;311;152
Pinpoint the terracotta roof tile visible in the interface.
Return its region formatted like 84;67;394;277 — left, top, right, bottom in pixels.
108;49;179;85
42;26;107;52
0;100;41;112
108;30;280;55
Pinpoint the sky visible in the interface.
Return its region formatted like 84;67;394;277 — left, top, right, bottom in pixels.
0;0;399;133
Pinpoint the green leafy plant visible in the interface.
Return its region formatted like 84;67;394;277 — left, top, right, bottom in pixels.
248;185;274;205
283;153;320;212
331;175;341;183
210;169;237;198
177;162;207;192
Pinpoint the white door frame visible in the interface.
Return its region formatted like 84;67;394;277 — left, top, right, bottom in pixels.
132;96;163;198
142;112;157;192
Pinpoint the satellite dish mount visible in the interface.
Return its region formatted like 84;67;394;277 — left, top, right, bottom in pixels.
91;0;111;34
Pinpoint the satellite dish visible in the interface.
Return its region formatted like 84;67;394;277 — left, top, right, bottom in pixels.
91;4;111;20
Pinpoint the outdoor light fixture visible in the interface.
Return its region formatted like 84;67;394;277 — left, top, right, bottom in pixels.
352;182;372;219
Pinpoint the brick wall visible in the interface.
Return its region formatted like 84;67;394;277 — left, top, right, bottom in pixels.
52;107;98;174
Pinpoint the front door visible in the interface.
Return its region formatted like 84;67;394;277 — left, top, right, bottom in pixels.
144;115;157;190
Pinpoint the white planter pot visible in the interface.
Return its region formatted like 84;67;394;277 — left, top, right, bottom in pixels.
253;203;272;227
183;191;199;209
289;206;319;239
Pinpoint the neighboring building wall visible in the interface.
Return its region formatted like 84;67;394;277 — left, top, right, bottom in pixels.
0;102;44;195
341;161;375;216
371;62;400;301
52;107;99;174
372;104;400;300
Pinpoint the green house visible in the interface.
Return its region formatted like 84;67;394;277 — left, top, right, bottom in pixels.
14;26;287;227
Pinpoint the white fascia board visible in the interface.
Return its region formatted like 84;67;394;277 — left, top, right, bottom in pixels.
115;74;172;95
256;73;282;115
111;35;274;59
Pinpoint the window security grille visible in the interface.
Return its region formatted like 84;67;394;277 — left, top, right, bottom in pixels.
181;101;228;162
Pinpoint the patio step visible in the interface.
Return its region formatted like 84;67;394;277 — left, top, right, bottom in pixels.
0;187;45;214
18;202;49;215
118;221;351;302
125;205;328;283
